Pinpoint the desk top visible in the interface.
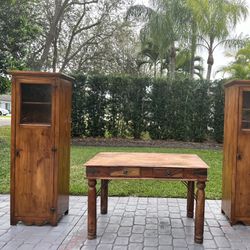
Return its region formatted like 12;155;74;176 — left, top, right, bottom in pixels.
84;152;209;169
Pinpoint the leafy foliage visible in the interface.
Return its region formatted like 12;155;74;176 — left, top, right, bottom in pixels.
210;80;225;143
0;0;39;74
0;76;11;94
85;75;108;137
72;74;224;142
128;0;248;80
149;78;211;141
188;0;248;80
219;42;250;79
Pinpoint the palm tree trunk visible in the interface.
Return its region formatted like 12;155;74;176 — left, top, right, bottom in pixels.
169;44;176;80
154;62;157;78
206;38;214;81
190;21;197;79
206;49;214;81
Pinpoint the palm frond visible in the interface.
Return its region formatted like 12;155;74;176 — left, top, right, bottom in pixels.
126;5;155;22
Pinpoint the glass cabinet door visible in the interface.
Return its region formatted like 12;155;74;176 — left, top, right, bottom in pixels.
241;91;250;129
20;84;52;124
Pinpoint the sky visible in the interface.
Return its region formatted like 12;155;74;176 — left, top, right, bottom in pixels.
135;0;250;79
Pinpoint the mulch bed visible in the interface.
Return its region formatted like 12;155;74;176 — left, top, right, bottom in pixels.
72;137;222;150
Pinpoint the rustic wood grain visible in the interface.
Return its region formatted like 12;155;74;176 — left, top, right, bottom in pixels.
187;181;195;218
10;71;73;226
235;87;250;222
101;180;108;214
222;80;250;225
195;181;206;243
85;152;209;169
86;152;208;244
88;179;97;239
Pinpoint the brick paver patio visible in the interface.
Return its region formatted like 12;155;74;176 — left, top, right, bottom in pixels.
0;195;250;249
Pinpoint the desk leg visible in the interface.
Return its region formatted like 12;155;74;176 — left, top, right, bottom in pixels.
187;181;194;218
88;179;97;240
101;180;108;214
195;181;206;244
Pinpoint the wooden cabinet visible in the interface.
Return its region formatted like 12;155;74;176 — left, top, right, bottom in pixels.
10;71;73;226
222;80;250;225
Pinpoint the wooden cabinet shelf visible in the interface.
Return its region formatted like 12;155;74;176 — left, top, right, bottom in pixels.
222;80;250;225
10;71;74;226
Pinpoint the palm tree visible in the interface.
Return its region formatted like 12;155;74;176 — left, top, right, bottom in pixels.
188;0;248;80
218;42;250;79
136;41;161;78
127;0;192;80
175;49;204;79
137;40;204;79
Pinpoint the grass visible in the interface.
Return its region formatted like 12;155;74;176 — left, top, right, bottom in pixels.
0;115;11;119
0;126;222;199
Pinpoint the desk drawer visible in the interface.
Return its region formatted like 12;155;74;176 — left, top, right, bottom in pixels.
154;168;183;178
110;167;140;177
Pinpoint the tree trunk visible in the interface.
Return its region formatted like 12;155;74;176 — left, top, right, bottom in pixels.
154;62;157;78
52;27;59;72
34;0;70;70
206;49;214;81
206;39;214;81
169;44;176;80
189;21;197;79
160;59;163;76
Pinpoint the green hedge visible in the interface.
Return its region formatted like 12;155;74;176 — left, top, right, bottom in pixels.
72;74;224;142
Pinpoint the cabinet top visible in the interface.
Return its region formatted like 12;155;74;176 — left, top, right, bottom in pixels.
9;70;74;82
224;79;250;88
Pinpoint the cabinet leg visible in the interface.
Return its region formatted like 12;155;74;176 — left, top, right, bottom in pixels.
187;181;194;218
101;180;108;214
194;181;206;244
51;220;58;226
64;209;69;215
88;179;97;240
10;217;17;226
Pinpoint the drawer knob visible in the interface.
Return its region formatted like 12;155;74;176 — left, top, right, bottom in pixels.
123;170;128;175
166;170;171;176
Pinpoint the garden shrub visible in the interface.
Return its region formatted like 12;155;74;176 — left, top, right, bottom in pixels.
71;74;225;142
210;80;225;143
71;74;87;137
85;75;108;137
148;78;211;142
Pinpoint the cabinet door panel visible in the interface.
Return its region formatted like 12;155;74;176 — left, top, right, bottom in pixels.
14;82;55;218
236;88;250;217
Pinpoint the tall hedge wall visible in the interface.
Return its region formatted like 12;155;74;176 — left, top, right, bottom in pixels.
72;74;224;142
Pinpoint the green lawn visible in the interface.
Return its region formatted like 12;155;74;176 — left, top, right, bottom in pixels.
0;126;222;199
0;116;11;118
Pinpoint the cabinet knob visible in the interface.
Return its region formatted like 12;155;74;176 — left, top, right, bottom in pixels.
15;149;22;157
50;207;56;212
51;147;57;152
237;153;242;161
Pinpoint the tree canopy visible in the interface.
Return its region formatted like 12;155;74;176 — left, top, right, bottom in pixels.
0;0;249;83
0;0;39;74
127;0;249;80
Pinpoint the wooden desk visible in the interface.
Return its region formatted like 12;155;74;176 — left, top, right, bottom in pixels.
85;152;209;244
